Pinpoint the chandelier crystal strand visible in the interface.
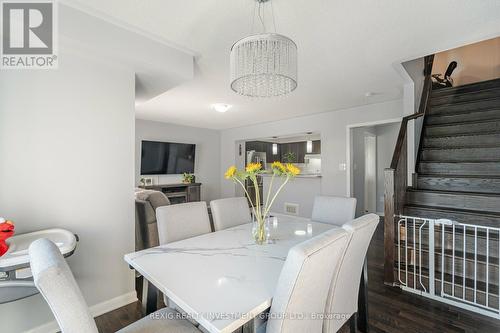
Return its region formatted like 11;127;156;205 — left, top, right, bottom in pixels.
230;33;297;97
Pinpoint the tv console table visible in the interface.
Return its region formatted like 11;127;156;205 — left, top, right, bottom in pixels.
141;183;201;204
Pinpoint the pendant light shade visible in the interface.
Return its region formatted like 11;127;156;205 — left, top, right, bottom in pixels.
230;0;298;97
230;33;297;97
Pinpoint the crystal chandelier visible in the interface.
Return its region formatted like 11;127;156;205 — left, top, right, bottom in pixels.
230;0;297;97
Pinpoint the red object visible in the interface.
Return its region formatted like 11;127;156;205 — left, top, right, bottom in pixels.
0;221;15;256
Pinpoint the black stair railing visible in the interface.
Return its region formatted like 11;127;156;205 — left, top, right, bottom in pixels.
384;55;434;285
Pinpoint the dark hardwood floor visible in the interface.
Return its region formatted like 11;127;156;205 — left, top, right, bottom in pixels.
95;226;500;333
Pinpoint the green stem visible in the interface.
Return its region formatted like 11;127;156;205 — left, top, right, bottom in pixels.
252;175;261;219
263;175;291;217
264;173;275;213
234;178;256;216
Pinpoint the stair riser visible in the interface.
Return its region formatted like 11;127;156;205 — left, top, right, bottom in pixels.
419;162;500;176
426;121;500;136
421;147;500;162
424;134;500;148
407;191;500;214
430;99;500;115
431;79;500;97
431;89;500;107
404;206;500;228
417;177;500;194
426;109;500;125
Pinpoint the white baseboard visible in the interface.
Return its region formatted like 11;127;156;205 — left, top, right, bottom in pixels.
26;291;138;333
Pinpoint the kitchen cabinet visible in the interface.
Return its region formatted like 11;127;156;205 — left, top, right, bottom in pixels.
281;143;299;163
312;140;321;154
266;143;280;163
247;140;321;165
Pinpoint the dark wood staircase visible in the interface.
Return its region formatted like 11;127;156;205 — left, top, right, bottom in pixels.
403;78;500;227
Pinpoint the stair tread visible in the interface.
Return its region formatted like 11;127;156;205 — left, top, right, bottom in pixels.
418;174;500;179
420;159;500;163
408;188;500;197
431;96;500;108
432;86;500;99
427;107;500;118
431;78;500;96
426;118;500;128
422;145;500;150
424;130;500;139
426;108;500;121
404;204;500;218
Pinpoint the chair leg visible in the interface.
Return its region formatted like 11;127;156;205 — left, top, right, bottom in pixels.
349;313;358;333
357;257;369;333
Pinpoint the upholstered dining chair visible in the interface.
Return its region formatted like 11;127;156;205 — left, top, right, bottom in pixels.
156;201;212;245
264;228;349;333
311;195;357;226
155;201;212;324
323;213;379;333
29;238;200;333
210;197;252;231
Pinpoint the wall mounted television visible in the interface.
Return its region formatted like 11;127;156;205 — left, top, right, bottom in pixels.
140;140;196;175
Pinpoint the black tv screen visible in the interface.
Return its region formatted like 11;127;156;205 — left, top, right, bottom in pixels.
141;141;196;175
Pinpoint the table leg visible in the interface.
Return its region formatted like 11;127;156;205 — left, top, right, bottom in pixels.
357;257;369;333
141;279;158;315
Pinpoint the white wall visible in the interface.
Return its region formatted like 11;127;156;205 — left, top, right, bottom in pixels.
0;55;135;331
220;100;404;217
135;119;221;202
401;57;425;184
433;37;500;86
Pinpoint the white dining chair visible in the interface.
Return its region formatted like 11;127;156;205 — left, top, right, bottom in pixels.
156;201;212;325
264;228;349;333
210;197;251;231
323;213;379;333
156;201;212;244
311;195;357;226
29;238;200;333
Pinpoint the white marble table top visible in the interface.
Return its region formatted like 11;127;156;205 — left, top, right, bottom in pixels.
124;215;335;333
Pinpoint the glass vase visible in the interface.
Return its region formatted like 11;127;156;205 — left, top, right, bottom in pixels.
252;213;270;245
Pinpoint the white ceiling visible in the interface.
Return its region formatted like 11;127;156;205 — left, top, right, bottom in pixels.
65;0;500;129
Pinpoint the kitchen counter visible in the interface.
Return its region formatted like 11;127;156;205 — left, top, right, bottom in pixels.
260;173;321;178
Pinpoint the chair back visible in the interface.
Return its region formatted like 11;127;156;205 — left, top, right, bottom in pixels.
29;238;98;333
156;201;211;244
135;190;170;250
210;197;251;231
266;228;348;333
323;214;379;333
311;196;356;226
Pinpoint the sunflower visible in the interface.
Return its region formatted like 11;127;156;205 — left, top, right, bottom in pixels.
271;161;287;173
224;165;237;179
246;162;262;173
285;163;301;176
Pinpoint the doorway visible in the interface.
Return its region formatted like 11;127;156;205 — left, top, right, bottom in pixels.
348;120;401;217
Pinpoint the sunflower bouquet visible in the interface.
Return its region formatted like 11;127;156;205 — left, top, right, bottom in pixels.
224;161;300;244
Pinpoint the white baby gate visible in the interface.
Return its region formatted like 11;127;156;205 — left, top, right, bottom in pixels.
396;215;500;319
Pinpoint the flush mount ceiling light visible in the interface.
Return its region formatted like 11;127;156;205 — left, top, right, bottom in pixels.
230;0;298;97
211;103;232;113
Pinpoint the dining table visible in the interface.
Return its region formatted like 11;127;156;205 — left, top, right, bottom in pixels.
124;214;369;333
